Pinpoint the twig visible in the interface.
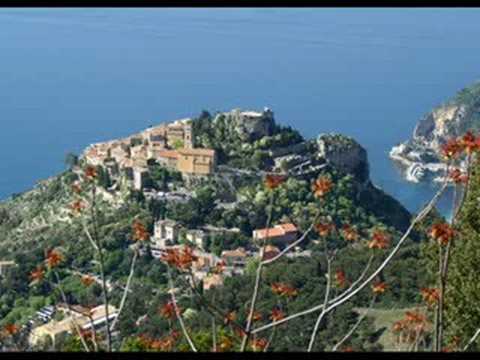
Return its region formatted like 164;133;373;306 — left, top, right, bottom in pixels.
464;328;480;351
87;315;99;352
82;221;99;252
251;180;448;336
89;186;112;352
212;315;217;352
109;247;138;334
240;192;274;351
264;327;276;352
52;271;91;352
307;250;333;352
332;295;376;351
185;272;247;334
261;210;321;266
167;268;198;352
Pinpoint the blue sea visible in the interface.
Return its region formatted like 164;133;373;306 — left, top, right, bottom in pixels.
1;8;480;215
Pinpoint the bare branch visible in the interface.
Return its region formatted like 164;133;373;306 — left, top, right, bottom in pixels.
261;210;321;266
240;192;274;351
109;247;138;333
332;295;376;351
464;328;480;351
167;268;198;352
251;180;448;336
52;271;91;352
307;255;333;352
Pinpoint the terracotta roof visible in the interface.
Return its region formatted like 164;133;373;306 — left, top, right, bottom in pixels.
279;223;297;233
156;150;180;159
254;223;298;239
178;148;216;157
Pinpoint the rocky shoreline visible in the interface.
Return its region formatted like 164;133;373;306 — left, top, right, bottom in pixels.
390;81;480;183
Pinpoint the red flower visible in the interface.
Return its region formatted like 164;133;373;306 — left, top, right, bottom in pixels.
404;311;426;324
429;223;455;245
218;336;234;352
45;249;63;269
29;267;45;284
233;326;247;339
271;282;298;298
137;334;154;348
312;176;333;198
84;165;98;180
81;275;96;287
250;338;268;352
4;324;18;336
264;174;287;190
224;311;237;325
440;138;463;160
70;199;85;215
449;168;468;184
335;270;347;288
372;281;388;294
368;229;390;249
420;288;440;307
132;220;150;242
247;310;263;322
460;131;479;154
161;246;198;270
341;224;359;242
270;308;285;322
315;222;335;237
159;301;177;320
150;334;177;351
392;319;407;333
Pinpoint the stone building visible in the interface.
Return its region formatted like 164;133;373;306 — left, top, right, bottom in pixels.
133;167;150;191
152;219;181;248
221;247;248;267
177;148;217;176
252;223;298;247
0;260;16;277
29;305;118;348
186;229;207;249
166;120;193;148
156;150;181;170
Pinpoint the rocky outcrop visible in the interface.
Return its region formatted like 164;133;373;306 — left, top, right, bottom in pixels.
317;133;370;184
390;81;480;183
217;108;275;142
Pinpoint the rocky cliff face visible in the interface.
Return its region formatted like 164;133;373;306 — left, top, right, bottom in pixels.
317;133;370;184
390;81;480;183
217;108;275;142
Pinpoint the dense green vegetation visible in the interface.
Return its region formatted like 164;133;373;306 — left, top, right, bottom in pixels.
191;110;303;170
443;158;480;349
0;109;452;352
450;81;480;133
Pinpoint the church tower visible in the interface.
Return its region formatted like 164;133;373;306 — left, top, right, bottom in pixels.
184;122;193;148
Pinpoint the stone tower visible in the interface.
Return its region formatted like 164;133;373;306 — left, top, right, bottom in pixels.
184;122;193;148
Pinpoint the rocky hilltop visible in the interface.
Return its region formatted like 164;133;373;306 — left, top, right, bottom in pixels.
0;107;413;260
390;81;480;183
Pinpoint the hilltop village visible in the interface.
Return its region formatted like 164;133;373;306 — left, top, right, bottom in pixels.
83;117;217;189
79;108;310;292
0;107;413;349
